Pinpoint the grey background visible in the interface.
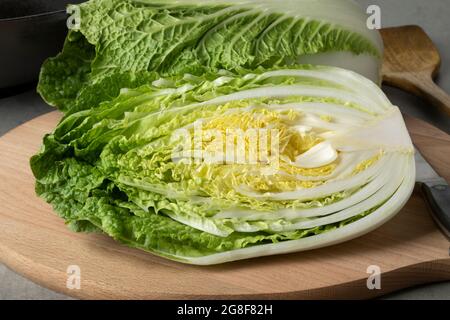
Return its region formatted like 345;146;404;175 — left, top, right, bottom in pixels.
1;0;449;300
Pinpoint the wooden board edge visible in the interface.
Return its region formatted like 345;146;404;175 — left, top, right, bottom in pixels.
2;239;449;300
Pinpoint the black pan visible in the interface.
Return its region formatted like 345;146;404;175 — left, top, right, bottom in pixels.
0;0;85;89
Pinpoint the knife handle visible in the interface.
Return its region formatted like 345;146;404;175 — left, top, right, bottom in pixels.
421;178;450;239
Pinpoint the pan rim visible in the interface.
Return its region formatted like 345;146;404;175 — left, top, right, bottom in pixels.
0;9;66;23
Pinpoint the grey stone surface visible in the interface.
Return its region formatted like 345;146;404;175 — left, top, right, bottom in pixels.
0;0;449;300
0;264;72;300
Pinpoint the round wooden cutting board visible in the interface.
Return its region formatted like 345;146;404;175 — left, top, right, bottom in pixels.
0;111;449;299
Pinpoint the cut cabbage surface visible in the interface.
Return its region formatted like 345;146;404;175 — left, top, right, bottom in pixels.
31;66;415;264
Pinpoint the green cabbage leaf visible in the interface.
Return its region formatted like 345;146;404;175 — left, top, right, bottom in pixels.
37;0;382;114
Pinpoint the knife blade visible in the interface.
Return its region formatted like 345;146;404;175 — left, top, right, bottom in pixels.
415;147;450;239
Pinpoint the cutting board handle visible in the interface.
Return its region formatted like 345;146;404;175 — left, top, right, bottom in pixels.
384;72;450;117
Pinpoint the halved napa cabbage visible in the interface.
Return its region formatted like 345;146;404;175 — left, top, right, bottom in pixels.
38;0;383;113
31;66;415;264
